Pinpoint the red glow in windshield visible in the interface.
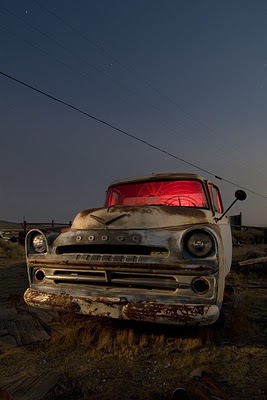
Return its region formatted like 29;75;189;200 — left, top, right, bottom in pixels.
105;180;208;208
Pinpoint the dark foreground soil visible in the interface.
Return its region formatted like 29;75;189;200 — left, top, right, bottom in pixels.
0;249;266;400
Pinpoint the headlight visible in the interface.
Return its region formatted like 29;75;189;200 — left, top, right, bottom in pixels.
32;234;47;253
185;230;214;257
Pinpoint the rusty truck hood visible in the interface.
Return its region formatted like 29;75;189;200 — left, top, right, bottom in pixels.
71;206;213;230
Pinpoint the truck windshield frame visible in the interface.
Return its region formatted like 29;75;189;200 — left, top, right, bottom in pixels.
105;179;209;208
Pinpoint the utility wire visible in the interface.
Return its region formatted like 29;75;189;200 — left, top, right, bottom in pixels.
1;6;128;91
6;1;253;180
1;5;167;115
0;20;200;155
31;0;224;137
0;22;164;119
0;8;217;158
32;0;267;177
1;5;226;160
2;5;230;170
1;69;267;199
32;0;218;139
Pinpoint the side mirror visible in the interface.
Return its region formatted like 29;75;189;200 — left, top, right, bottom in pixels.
215;190;247;222
235;190;247;201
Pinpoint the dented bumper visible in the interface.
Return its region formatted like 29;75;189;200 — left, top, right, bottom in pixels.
24;288;219;325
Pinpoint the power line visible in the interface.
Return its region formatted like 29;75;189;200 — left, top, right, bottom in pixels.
5;1;252;182
32;0;218;138
31;0;223;137
1;69;267;200
0;7;216;157
1;5;129;90
3;4;214;152
32;0;267;179
0;21;164;119
2;4;175;116
0;18;201;157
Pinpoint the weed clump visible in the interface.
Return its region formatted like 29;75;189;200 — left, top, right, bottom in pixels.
0;239;25;259
232;229;264;245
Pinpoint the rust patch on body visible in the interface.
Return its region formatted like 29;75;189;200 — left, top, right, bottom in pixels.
24;288;74;311
123;303;218;324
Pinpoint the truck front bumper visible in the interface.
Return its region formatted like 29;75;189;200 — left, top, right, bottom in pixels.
24;288;220;326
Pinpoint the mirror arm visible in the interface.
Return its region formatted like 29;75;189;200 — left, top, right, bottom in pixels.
215;198;238;222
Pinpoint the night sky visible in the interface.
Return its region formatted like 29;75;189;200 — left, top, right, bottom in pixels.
1;0;267;225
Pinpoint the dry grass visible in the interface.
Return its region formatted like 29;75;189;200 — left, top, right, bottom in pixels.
48;315;211;356
232;228;265;245
47;316;217;390
47;314;220;394
0;239;25;259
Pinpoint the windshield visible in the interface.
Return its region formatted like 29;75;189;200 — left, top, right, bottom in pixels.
105;180;208;208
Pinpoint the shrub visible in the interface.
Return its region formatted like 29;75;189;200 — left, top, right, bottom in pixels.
232;229;264;244
0;238;25;259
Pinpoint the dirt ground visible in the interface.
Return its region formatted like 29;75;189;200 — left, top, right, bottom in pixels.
0;248;266;400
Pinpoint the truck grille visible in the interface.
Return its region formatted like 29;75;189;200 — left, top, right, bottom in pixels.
43;269;186;292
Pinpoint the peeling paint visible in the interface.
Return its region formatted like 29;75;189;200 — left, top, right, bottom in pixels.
122;302;219;324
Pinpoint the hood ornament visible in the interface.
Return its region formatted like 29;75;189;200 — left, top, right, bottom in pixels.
90;213;129;227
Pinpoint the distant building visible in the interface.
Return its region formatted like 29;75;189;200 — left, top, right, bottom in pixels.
229;212;242;229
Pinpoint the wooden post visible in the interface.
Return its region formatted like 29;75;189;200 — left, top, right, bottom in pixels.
23;220;27;236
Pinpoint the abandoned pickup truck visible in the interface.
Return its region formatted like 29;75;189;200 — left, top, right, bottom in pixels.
24;173;246;325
